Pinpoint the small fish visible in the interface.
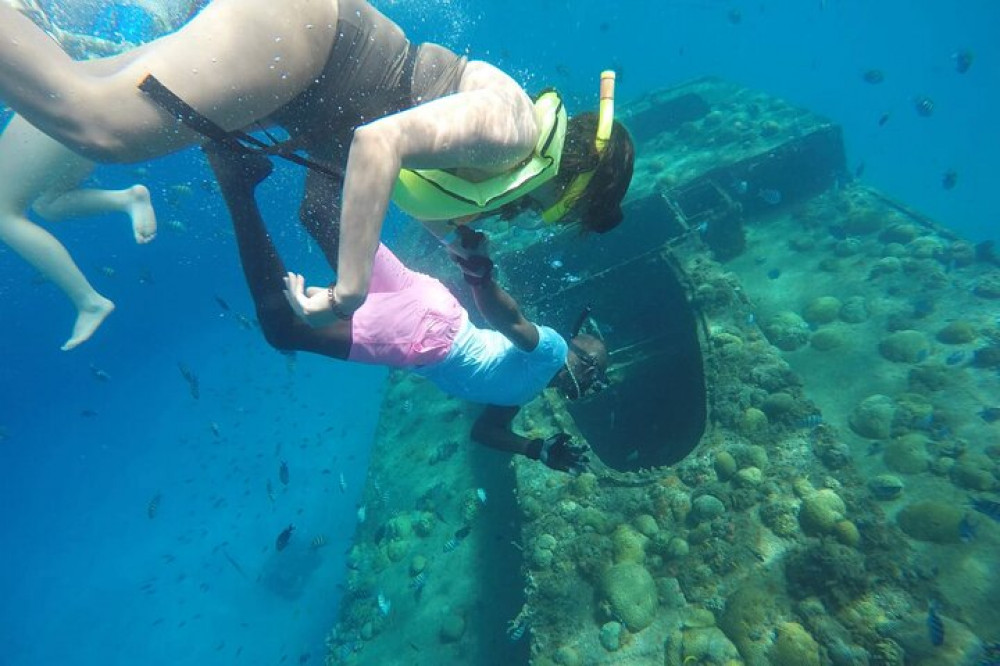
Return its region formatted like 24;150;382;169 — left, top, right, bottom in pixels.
310;534;327;550
952;49;974;74
147;493;162;519
178;363;199;400
279;460;289;486
979;642;1000;666
80;409;98;418
209;422;221;438
235;313;255;330
508;619;528;641
958;514;977;543
214;295;230;312
854;161;866;178
338;472;347;494
476;488;487;504
376;592;391;616
164;219;187;233
275;524;295;551
727;8;742;24
757;188;782;205
862;69;884;84
766;268;781;280
357;505;367;523
971;497;1000;522
927;601;945;646
797;414;823;429
100;266;116;278
221;543;249;579
90;364;111;382
444;525;472;553
266;479;276;503
410;571;427;591
914;96;935;117
979;407;1000;423
945;351;966;366
878;112;891;127
942;169;958;190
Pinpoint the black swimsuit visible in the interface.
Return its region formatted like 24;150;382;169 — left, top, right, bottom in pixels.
143;0;467;356
263;0;467;265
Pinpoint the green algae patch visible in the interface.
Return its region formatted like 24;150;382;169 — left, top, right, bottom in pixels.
878;330;930;363
896;501;963;543
600;562;658;631
883;434;930;474
771;621;821;666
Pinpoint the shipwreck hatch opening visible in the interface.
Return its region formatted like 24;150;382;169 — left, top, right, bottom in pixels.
504;242;709;473
564;255;707;471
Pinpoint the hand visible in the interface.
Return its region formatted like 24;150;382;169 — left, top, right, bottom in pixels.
282;272;347;328
539;433;591;475
447;227;494;285
445;225;490;260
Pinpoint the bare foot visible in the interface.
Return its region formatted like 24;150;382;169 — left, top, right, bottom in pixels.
62;296;115;351
126;185;157;244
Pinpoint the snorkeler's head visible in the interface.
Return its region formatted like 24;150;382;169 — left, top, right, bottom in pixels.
556;333;610;400
555;113;635;234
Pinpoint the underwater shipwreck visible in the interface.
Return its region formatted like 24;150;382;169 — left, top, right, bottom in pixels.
323;78;1000;666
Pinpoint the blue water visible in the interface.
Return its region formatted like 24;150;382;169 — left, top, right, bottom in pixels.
1;1;997;664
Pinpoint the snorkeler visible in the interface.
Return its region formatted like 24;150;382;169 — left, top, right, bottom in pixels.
0;1;168;350
208;143;604;474
0;116;157;350
0;0;634;325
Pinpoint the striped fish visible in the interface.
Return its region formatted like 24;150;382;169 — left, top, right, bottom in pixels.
927;602;945;647
971;497;1000;523
147;493;162;519
410;571;427;591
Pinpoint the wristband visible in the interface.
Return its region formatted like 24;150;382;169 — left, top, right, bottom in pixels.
459;256;494;286
326;285;354;320
464;271;493;287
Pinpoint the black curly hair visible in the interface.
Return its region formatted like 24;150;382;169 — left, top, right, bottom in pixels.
554;113;635;234
497;111;635;233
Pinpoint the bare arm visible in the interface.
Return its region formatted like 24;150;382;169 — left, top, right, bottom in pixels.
468;276;540;352
330;61;538;314
471;404;591;474
471;405;537;457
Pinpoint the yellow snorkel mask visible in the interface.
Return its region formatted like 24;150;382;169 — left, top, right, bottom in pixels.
541;70;616;224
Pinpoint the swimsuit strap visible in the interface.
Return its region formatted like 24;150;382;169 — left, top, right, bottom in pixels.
138;74;343;179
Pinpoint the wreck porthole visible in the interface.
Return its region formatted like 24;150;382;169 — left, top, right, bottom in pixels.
563;254;707;471
503;241;708;473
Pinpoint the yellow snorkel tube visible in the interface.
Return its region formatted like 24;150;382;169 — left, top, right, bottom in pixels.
541;70;616;224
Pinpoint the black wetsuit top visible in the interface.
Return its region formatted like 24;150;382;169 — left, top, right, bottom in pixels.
157;0;467;359
267;0;467;265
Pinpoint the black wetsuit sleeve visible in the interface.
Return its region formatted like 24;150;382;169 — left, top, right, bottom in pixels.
203;143;353;360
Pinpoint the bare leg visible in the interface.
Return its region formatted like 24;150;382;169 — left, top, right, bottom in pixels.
0;0;338;162
34;183;158;244
0;115;116;349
